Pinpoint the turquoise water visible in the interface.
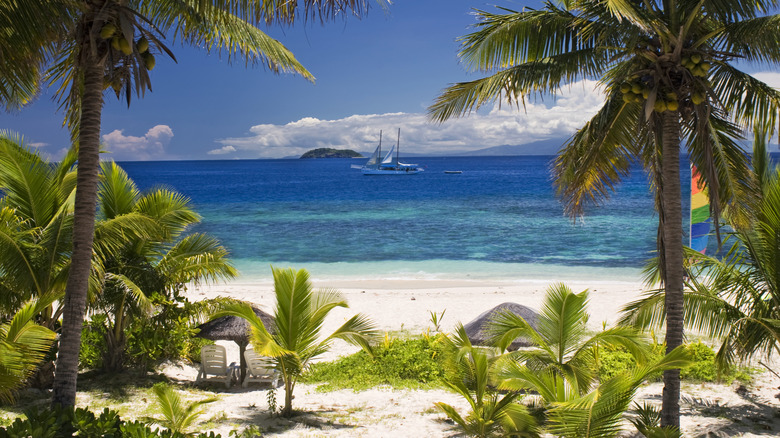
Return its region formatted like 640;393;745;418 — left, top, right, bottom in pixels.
119;156;690;282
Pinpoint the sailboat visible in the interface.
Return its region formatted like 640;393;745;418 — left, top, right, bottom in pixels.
356;129;423;175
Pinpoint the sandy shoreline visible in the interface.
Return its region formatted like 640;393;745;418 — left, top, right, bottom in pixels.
191;277;647;334
170;276;780;437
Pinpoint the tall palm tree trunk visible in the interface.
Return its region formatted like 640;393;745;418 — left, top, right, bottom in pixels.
660;110;684;428
51;35;105;406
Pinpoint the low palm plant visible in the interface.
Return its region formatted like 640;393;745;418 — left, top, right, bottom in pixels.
541;347;689;438
215;266;378;417
487;283;649;393
0;295;58;401
142;382;217;436
435;325;539;438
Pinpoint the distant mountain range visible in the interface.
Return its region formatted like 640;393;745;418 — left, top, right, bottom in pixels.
350;138;568;158
455;139;567;156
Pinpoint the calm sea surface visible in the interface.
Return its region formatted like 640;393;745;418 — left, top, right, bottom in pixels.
119;156;696;282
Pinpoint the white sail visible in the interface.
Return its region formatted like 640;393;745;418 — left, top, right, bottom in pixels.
381;146;397;165
364;144;381;167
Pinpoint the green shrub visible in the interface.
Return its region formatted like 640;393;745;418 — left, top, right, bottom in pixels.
680;341;717;382
598;348;637;381
301;333;451;391
597;342;752;384
80;294;212;371
0;406;222;438
80;315;108;370
125;293;210;370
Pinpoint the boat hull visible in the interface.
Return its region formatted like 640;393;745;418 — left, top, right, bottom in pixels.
362;167;423;175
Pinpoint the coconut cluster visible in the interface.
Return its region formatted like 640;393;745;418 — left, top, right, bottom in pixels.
100;23;155;70
620;78;680;112
683;53;710;78
620;53;711;112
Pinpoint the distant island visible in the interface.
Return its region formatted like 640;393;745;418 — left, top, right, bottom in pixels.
300;148;363;159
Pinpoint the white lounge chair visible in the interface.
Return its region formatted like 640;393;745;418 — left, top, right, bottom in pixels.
243;349;279;388
196;344;233;388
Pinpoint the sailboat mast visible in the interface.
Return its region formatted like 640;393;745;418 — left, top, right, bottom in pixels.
379;130;382;158
396;128;400;162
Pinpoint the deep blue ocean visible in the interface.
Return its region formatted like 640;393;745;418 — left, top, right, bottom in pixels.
119;156;694;282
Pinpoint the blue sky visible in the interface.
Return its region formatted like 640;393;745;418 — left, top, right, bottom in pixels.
1;1;778;160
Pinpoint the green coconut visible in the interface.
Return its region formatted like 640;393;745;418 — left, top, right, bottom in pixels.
666;100;679;111
691;92;705;105
100;24;116;39
136;37;149;53
654;100;667;112
142;52;156;70
691;53;702;64
118;38;132;55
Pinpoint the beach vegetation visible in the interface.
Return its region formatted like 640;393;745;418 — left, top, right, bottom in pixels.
428;0;780;428
622;134;780;374
0;296;58;402
0;404;223;438
487;283;650;394
0;0;383;408
436;283;690;437
302;333;450;391
141;382;217;437
90;162;236;372
436;325;541;438
80;294;214;371
0;133;77;326
214;266;379;417
598;342;753;384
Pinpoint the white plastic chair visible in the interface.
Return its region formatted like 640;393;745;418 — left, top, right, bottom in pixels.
196;344;232;388
243;349;280;388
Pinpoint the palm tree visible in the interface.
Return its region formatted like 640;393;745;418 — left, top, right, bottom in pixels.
0;295;58;402
0;132;77;326
1;0;382;407
622;135;780;371
92;162;237;371
487;283;649;394
428;0;780;426
215;266;378;417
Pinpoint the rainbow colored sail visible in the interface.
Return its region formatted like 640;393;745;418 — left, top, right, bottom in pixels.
690;164;710;253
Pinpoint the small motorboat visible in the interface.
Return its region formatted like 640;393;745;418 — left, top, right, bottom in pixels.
444;170;463;174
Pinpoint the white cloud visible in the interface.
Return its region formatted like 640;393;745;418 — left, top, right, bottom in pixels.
752;72;780;89
218;80;606;158
208;145;237;155
102;125;173;160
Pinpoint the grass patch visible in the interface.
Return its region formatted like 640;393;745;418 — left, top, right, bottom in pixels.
301;333;451;391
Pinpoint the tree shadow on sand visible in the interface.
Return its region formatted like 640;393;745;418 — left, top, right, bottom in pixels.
231;407;358;435
682;391;780;437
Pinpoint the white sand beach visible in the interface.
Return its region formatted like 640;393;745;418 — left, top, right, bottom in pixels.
164;277;780;437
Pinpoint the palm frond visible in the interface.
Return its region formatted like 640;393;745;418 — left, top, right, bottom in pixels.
0;297;57;402
98;161;141;220
156;233;237;286
318;313;378;357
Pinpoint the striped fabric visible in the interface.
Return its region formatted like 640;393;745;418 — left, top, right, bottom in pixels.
690;164;710;253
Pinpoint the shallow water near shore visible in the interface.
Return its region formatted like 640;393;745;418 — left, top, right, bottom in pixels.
120;155;695;281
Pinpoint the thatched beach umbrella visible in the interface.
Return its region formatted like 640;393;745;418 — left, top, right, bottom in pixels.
196;306;275;381
464;302;540;350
